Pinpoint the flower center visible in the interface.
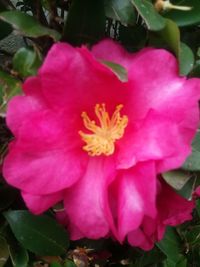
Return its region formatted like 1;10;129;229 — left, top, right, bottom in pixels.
79;103;128;156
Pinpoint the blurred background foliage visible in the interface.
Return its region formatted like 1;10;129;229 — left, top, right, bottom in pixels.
1;0;200;266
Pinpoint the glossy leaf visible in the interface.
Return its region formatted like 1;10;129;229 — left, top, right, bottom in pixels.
164;0;200;27
105;0;136;26
162;170;191;191
131;0;166;31
63;0;105;45
179;42;194;76
0;236;9;267
100;60;128;82
0;10;61;40
156;227;182;263
158;19;180;56
182;131;200;171
13;47;42;77
4;210;69;256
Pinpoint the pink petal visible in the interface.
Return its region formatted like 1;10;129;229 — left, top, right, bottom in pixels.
127;49;200;123
3;142;87;194
128;178;194;250
109;161;156;242
63;157;116;240
22;191;63;214
157;179;194;227
117;110;191;171
91;39;137;70
128;228;154;251
38;43;128;112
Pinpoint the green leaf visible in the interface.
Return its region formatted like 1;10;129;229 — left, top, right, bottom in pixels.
179;42;194;76
164;0;200;27
105;0;136;26
162;170;191;191
158;19;180;56
0;236;9;267
131;0;166;31
13;47;42;77
0;70;22;114
63;0;105;45
9;244;29;267
4;210;69;256
156;227;182;263
100;60;128;82
177;175;196;199
163;257;187;267
0;10;61;41
182;131;200;171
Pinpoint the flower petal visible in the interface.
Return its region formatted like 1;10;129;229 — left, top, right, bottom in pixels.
117;110;190;171
38;43;128;111
3;141;87;194
128;178;194;250
21;191;63;214
91;39;137;70
109;161;156;241
63;157;116;240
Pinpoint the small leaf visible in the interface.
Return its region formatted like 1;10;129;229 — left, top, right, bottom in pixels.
4;210;69;256
162;170;191;190
179;42;194;76
131;0;166;31
0;236;9;267
164;0;200;27
105;0;136;26
156;227;182;263
13;47;42;77
100;60;128;82
182;131;200;171
158;19;180;57
63;0;105;45
0;10;61;41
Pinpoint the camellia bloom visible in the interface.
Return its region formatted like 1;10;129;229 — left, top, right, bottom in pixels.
3;39;200;250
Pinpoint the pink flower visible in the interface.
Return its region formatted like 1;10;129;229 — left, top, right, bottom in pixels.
3;39;200;249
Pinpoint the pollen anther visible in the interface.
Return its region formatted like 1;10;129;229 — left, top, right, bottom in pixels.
79;103;128;156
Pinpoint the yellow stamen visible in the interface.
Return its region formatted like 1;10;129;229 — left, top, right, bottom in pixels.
79;104;128;156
